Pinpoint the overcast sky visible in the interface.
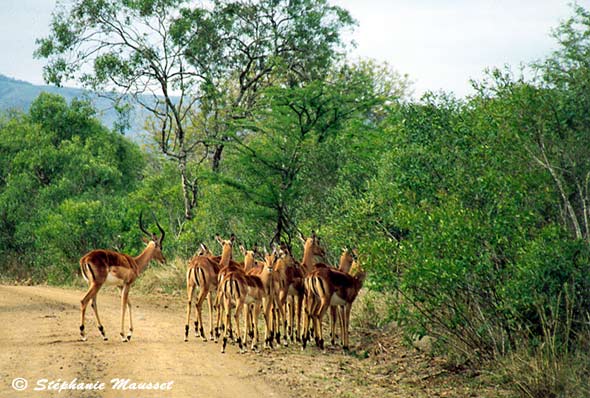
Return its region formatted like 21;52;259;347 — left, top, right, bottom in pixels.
0;0;578;98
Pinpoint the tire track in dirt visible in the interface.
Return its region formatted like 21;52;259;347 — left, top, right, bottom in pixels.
0;285;288;398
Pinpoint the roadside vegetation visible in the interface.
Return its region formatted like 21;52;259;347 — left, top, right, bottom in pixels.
1;1;589;396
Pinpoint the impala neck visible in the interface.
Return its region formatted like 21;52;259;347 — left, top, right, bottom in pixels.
338;253;353;273
301;240;315;272
243;252;255;272
134;241;157;273
220;244;233;266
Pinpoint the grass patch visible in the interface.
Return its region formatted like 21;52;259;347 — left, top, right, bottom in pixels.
135;257;187;295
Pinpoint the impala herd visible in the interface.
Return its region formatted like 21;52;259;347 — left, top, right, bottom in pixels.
78;214;366;353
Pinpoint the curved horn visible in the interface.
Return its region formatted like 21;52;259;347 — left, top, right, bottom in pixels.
151;211;165;244
139;211;151;238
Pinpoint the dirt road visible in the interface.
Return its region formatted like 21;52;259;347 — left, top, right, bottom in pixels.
0;285;510;398
0;285;288;398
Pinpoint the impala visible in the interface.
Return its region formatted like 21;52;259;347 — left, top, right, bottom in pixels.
330;248;359;346
219;248;277;353
79;213;166;342
213;234;244;340
304;259;366;351
299;231;326;274
274;243;305;345
184;243;222;342
246;246;278;348
298;231;330;346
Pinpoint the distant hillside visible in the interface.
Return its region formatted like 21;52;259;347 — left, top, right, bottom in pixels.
0;74;152;141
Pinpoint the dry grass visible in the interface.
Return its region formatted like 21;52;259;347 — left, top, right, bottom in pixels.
492;288;590;398
243;289;512;398
135;256;187;295
501;346;590;398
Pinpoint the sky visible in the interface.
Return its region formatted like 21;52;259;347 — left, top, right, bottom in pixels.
0;0;580;98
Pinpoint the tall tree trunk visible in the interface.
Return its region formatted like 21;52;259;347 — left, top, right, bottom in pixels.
178;156;197;220
212;144;224;172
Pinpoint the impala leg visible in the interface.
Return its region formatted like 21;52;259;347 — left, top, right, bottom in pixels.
252;300;262;351
195;287;208;341
246;304;252;339
275;291;287;346
315;297;330;351
207;291;215;341
234;298;244;353
185;281;195;342
262;297;271;348
221;294;231;353
301;290;313;349
343;304;352;351
329;306;338;346
295;293;303;343
80;283;100;341
285;296;296;343
243;303;251;350
215;288;224;342
119;285;131;342
90;296;108;341
126;296;134;341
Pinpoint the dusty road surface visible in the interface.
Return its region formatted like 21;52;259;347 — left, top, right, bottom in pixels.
1;284;511;398
0;285;289;398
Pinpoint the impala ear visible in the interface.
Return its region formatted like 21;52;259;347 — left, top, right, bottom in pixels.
239;245;246;256
215;234;223;246
230;233;236;243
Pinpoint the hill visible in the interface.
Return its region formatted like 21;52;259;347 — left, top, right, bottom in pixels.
0;74;151;141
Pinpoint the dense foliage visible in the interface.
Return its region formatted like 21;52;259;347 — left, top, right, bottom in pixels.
1;2;589;395
0;93;146;283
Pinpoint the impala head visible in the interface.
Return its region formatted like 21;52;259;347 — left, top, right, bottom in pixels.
349;248;365;279
215;233;236;259
338;247;355;273
197;243;212;257
139;211;166;264
241;243;259;271
278;242;291;258
300;230;326;258
263;246;278;272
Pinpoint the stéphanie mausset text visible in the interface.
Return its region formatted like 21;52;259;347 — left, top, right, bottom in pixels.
34;378;174;393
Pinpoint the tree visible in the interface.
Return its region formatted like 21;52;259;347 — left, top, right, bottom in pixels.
474;5;590;243
36;0;354;220
0;93;144;283
218;61;408;245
